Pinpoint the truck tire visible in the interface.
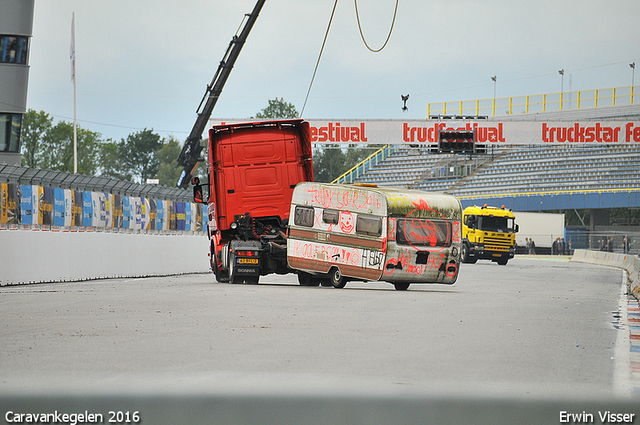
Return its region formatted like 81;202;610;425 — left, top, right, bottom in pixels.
329;267;346;289
461;243;477;264
393;283;410;291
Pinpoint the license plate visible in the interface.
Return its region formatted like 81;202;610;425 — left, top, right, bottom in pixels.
492;253;502;257
238;258;259;264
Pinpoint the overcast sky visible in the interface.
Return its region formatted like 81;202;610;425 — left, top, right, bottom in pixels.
27;0;640;142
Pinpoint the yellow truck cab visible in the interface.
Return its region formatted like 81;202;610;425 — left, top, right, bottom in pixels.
461;205;518;265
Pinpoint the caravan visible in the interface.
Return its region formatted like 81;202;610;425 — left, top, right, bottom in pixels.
287;182;462;290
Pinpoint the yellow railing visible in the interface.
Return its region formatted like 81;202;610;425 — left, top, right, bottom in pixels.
331;145;396;184
456;187;640;200
427;85;638;117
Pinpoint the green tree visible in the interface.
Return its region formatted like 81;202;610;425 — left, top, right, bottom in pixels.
255;98;299;119
98;139;129;180
312;144;378;183
22;111;101;175
117;128;162;183
155;135;183;187
312;145;347;182
21;109;53;168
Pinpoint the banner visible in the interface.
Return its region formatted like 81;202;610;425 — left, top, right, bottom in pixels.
53;188;65;227
211;119;640;145
20;185;37;225
39;187;53;226
72;190;82;227
1;183;21;225
82;191;92;227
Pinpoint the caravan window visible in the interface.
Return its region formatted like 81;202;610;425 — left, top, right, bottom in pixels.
356;215;382;237
294;206;314;227
323;209;339;225
396;218;451;247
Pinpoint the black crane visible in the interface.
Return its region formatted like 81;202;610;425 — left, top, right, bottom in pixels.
176;0;265;188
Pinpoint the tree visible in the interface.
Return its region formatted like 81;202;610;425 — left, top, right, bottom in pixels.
117;128;162;183
21;109;101;175
155;135;183;187
312;144;378;183
255;98;299;119
312;145;347;182
21;109;53;168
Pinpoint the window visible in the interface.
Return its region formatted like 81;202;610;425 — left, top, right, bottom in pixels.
356;215;382;237
396;218;451;247
1;35;29;64
0;113;22;153
323;209;339;225
294;206;314;227
478;216;516;233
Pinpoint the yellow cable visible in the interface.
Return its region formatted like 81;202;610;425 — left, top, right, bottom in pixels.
354;0;399;53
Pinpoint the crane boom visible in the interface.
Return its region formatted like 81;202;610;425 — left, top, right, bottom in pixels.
177;0;265;188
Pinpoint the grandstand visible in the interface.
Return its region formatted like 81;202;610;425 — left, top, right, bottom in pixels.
334;89;640;252
345;102;640;204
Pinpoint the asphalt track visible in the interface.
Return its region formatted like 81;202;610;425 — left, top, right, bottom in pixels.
0;256;631;400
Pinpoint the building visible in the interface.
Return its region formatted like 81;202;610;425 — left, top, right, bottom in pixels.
0;0;35;166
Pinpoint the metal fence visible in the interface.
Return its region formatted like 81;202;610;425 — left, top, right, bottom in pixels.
0;163;205;234
427;85;639;117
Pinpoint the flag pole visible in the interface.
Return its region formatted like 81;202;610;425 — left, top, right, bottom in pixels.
71;12;77;174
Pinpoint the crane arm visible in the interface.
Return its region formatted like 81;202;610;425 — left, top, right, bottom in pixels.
177;0;265;188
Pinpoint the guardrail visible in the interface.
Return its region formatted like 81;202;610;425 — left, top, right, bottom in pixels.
428;85;639;117
572;249;640;302
456;187;640;201
0;164;205;233
331;145;397;184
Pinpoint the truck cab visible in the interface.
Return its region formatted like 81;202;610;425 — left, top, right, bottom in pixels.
461;205;518;265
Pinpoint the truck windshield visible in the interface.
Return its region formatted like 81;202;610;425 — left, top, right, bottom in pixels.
479;216;516;233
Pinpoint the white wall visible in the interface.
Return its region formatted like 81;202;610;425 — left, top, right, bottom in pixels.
0;231;210;285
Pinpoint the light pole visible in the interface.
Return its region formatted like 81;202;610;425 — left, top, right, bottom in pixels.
631;62;636;104
491;75;497;99
558;69;564;110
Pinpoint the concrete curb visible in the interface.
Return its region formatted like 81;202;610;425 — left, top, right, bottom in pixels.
571;249;640;301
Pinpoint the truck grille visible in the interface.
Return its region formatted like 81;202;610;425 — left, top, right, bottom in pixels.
484;236;511;251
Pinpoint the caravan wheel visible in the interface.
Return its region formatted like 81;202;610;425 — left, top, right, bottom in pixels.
329;268;346;289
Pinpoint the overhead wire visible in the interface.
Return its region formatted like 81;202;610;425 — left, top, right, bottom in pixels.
354;0;399;53
300;0;339;117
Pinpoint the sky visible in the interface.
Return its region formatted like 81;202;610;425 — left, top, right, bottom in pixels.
27;0;640;143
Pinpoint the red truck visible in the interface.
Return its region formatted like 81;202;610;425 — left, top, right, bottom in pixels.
194;119;314;284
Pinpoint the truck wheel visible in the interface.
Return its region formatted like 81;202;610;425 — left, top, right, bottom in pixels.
393;283;410;291
214;268;230;283
461;243;477;264
329;268;346;289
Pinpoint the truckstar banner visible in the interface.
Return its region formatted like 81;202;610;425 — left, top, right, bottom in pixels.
306;120;640;145
211;119;640;145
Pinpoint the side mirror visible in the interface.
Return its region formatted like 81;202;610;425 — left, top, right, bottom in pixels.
515;224;519;233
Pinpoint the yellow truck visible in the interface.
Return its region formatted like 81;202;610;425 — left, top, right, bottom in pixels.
461;205;518;265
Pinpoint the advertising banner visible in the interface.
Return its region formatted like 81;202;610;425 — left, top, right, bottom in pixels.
148;199;157;230
20;185;37;225
53;188;65;227
156;199;164;230
122;196;131;229
1;183;21;225
72;190;83;227
82;191;92;227
185;203;193;231
176;202;186;231
306;119;640;145
39;187;53;226
210;119;640;146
